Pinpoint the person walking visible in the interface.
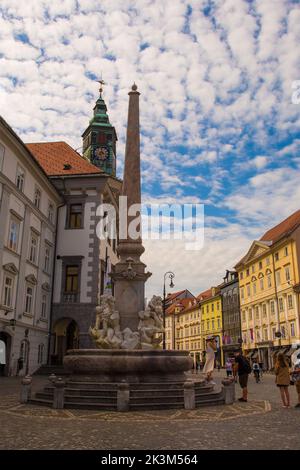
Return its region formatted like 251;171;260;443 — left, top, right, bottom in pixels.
290;350;300;408
203;336;217;384
234;349;251;402
274;352;290;408
225;358;233;377
253;360;260;383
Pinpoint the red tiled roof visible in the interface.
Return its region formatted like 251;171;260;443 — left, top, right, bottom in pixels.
196;289;212;301
260;209;300;244
26;141;102;176
166;290;185;302
166;298;196;315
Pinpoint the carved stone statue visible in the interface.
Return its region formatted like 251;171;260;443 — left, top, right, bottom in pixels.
89;294;164;350
89;295;123;349
138;295;164;350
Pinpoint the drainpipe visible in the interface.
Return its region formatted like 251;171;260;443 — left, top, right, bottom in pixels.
272;252;281;349
47;179;66;365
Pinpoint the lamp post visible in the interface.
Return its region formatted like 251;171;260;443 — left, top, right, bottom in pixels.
163;271;175;350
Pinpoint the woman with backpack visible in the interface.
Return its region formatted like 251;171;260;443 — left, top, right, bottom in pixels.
274;352;290;408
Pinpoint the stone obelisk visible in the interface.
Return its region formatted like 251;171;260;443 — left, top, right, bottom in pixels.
111;84;151;333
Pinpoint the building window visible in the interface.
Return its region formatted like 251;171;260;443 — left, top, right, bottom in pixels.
255;306;259;319
256;331;261;342
240;288;244;300
206;321;209;330
217;318;220;329
64;265;79;302
274;252;279;262
41;294;47;319
272;327;276;339
267;274;272;288
212;303;214;312
270;301;275;315
246;268;250;276
288;294;293;309
28;233;39;264
262;304;267;317
281;325;286;339
2;276;13;307
8;218;20;252
212;319;215;329
25;285;34;314
48;203;54;223
34;187;41;209
240;272;243;280
242;311;246;322
266;257;270;266
38;344;44;364
260;278;264;291
259;261;262;270
285;266;291;282
275;270;281;286
263;329;268;341
68;204;83;229
253;282;257;295
252;265;255;273
290;323;295;337
248;310;252;321
16;166;25;191
284;246;288;257
279;298;284;312
44;246;50;272
246;284;251;296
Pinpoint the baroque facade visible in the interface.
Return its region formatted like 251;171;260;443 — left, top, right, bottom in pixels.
236;210;300;369
220;270;241;360
0;117;62;376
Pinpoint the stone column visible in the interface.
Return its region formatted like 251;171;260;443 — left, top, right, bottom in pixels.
111;84;151;333
20;375;32;403
221;378;235;404
117;383;130;411
53;377;65;409
184;381;195;410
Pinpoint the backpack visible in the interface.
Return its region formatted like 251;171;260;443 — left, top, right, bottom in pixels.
241;356;252;374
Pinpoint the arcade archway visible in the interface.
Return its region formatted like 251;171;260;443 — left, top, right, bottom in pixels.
0;332;12;376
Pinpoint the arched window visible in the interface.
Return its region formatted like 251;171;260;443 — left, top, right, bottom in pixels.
0;340;6;364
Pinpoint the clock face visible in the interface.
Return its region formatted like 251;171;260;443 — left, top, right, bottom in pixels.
94;147;108;161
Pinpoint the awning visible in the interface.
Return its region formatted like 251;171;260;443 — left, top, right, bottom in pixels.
284;347;294;358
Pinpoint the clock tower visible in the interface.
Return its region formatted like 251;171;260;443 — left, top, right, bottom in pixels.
82;81;117;176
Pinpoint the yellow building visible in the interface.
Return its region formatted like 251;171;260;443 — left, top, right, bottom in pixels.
235;210;300;369
174;300;201;367
198;287;224;365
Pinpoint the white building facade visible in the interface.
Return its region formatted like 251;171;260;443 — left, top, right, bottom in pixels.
0;117;61;376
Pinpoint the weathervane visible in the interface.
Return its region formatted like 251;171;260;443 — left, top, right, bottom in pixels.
97;74;106;97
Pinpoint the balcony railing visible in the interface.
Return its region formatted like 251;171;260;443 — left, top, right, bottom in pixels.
63;292;78;303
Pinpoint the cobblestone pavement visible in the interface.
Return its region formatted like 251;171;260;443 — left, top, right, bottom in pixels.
0;372;300;450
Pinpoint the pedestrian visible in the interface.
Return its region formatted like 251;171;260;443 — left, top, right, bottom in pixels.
203;336;217;385
253;360;260;383
225;358;233;377
290;350;300;409
274;352;290;408
234;349;251;402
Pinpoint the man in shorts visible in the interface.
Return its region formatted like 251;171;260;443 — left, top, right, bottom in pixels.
234;349;251;402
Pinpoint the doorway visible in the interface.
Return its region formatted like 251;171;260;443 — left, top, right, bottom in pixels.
0;332;12;376
53;318;79;365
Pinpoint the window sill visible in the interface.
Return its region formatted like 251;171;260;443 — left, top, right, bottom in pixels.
39;317;48;323
0;305;14;313
26;259;38;268
42;269;51;276
4;246;21;257
23;312;33;318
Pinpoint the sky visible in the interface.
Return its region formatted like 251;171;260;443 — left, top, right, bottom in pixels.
0;0;300;299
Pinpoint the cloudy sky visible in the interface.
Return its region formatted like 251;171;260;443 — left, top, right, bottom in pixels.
0;0;299;299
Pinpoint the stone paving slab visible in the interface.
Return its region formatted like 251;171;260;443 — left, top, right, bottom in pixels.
1;373;300;449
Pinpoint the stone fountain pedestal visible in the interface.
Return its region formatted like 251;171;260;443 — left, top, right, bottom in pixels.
63;349;193;383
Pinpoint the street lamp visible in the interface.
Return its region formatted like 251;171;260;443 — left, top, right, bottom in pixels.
163;271;175;349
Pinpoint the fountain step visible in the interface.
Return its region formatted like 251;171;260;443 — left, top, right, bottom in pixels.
43;387;118;397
